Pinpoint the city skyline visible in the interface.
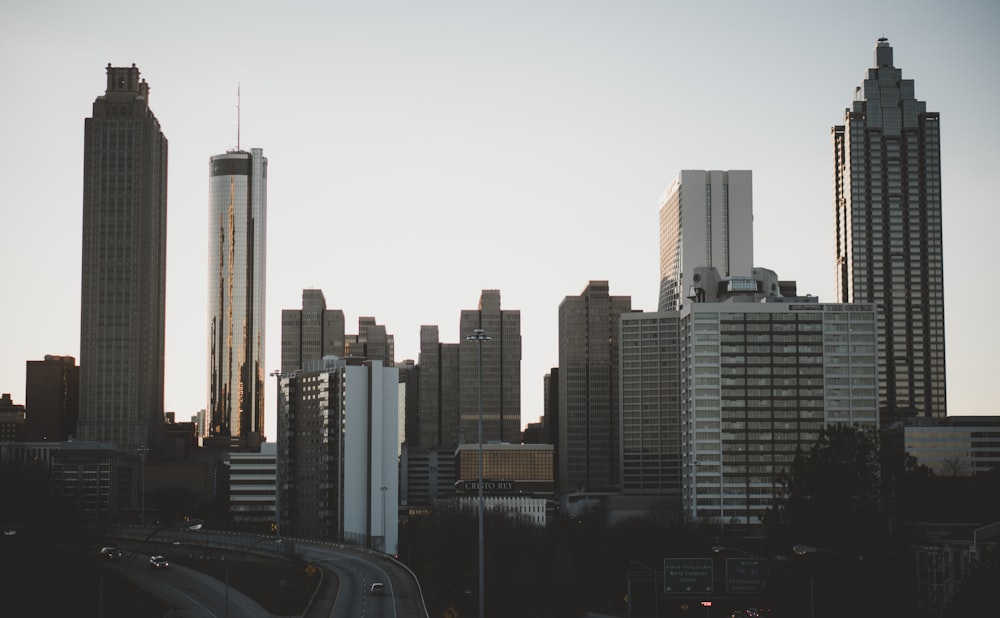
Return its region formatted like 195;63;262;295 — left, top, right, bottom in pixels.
2;2;998;442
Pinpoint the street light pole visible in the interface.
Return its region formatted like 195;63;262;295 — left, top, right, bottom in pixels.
269;369;282;538
381;485;388;553
466;328;491;618
793;544;817;618
137;445;149;525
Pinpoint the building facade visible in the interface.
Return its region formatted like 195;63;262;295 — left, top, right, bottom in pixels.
228;442;277;532
558;281;632;494
898;416;1000;477
679;268;879;525
276;357;399;553
619;311;682;497
25;355;79;442
280;289;346;374
458;290;522;445
78;64;168;451
833;38;946;421
417;325;461;448
658;170;754;312
207;148;268;445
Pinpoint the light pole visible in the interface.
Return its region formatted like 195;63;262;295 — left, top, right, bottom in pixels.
627;560;659;618
380;485;388;553
792;545;817;618
466;328;491;618
137;445;149;525
269;369;282;537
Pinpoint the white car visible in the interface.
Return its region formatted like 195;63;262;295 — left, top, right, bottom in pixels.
149;555;170;569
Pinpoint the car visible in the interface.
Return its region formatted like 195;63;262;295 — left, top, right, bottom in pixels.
149;555;170;569
370;582;385;596
100;546;124;560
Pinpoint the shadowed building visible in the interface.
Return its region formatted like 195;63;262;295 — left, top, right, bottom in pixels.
557;281;631;494
833;38;946;421
25;355;79;442
78;64;167;451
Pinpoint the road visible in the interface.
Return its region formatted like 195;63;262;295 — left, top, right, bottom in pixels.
112;551;271;617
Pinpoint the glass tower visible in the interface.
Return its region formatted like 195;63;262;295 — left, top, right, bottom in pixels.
207;148;267;443
78;64;167;451
833;38;946;421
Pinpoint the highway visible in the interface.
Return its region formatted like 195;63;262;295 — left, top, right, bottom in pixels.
114;552;269;617
107;527;427;618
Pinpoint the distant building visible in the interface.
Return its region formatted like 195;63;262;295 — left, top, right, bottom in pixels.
892;416;1000;476
229;442;277;532
346;317;395;365
78;64;167;451
207;148;268;447
833;38;946;421
417;325;461;447
658;170;753;312
281;289;346;374
277;356;398;553
557;281;632;494
401;445;457;513
453;442;554;526
0;394;26;442
459;290;522;444
25;355;79;442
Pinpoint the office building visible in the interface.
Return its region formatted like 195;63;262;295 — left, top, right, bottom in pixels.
557;281;632;494
276;356;399;553
453;442;554;527
207;148;268;446
679;267;878;525
459;290;522;444
78;64;168;451
281;289;345;374
0;394;26;442
893;416;1000;477
417;325;461;448
229;442;277;532
24;355;79;442
619;312;682;497
658;170;753;312
833;38;946;421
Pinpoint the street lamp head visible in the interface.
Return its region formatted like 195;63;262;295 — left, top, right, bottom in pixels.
793;544;817;555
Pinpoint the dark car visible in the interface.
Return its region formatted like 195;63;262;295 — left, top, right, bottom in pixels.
100;546;123;560
149;555;170;569
370;582;385;595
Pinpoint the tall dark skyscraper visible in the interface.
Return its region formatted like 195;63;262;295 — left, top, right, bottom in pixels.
207;148;267;445
557;281;631;494
833;38;946;421
78;64;168;450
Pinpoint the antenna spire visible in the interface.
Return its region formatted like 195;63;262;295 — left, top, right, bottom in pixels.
237;83;241;151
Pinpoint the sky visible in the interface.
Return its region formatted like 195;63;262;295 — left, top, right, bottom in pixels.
2;1;998;441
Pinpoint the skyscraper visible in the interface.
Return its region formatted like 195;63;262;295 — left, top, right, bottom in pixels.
207;148;267;445
658;170;754;312
280;289;345;374
25;355;79;442
833;38;946;421
78;64;167;451
459;290;522;444
557;281;631;494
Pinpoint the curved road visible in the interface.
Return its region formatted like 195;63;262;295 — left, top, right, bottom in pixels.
114;551;268;617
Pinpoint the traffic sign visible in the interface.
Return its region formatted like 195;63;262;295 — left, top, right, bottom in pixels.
663;558;713;593
725;558;767;593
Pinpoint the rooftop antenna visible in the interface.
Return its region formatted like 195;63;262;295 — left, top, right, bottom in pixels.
236;83;241;151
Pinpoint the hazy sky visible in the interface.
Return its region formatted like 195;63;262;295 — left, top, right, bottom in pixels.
2;1;998;441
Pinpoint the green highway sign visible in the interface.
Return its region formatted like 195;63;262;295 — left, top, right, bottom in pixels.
663;558;713;594
726;558;767;594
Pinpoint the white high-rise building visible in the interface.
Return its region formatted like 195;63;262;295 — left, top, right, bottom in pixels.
277;356;399;554
658;170;754;312
207;148;267;445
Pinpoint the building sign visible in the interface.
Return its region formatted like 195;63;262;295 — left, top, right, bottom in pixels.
726;558;767;594
455;479;519;493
